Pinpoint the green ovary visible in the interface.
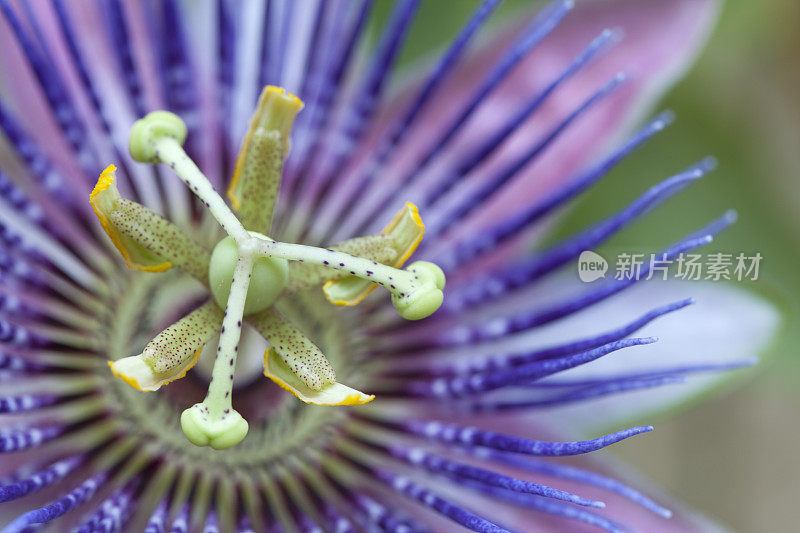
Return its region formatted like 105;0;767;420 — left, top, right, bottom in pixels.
208;232;288;315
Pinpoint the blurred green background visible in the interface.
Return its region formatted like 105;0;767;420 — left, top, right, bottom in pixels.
605;1;800;530
371;0;800;529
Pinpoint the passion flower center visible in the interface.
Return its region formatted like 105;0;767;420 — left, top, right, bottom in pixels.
101;94;443;450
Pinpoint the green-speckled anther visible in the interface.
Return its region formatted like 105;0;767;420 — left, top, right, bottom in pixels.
228;86;303;233
110;198;211;282
248;308;335;391
109;302;222;391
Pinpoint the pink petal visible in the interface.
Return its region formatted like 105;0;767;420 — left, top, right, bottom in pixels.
314;0;719;263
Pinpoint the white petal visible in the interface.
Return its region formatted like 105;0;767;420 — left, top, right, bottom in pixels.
526;278;780;433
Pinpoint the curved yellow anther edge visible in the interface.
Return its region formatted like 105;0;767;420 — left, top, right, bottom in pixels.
227;85;303;211
108;346;203;392
90;165;172;273
391;202;425;265
323;202;425;306
263;348;374;406
107;360;144;391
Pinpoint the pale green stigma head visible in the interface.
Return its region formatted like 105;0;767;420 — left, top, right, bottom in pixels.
391;261;446;320
180;403;249;450
129;110;187;163
208;232;289;315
